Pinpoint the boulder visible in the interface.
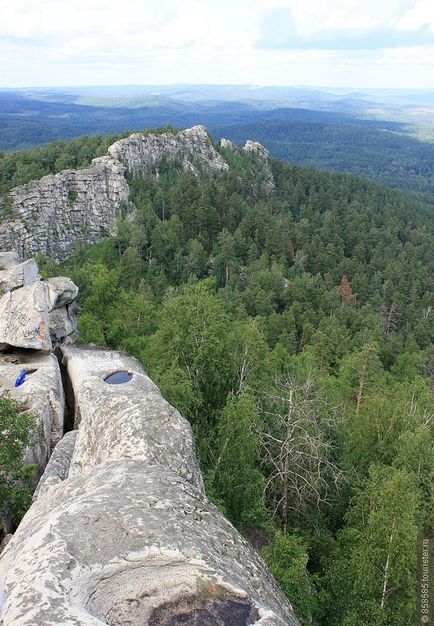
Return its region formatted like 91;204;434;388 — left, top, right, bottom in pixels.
0;282;52;352
0;259;40;293
0;262;79;351
46;277;79;309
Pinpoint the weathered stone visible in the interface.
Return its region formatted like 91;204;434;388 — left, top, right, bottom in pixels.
0;156;130;263
0;464;298;626
0;259;40;293
243;140;270;160
108;125;229;177
46;277;79;309
0;282;51;352
61;345;204;491
0;252;19;270
0;261;79;351
0;351;65;472
33;431;78;501
220;138;234;150
48;302;78;347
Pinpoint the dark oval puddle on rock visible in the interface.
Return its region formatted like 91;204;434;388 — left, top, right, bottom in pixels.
104;371;133;385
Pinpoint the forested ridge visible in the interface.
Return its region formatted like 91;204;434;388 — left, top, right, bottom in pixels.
5;137;433;625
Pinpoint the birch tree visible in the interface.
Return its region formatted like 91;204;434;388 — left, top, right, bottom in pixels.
255;376;342;529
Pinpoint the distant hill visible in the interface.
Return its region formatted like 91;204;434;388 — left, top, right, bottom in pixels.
1;87;434;203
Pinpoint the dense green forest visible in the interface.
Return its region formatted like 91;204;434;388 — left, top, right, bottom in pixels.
213;120;434;202
34;145;434;626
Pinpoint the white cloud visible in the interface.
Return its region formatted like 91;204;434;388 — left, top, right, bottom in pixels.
0;0;432;88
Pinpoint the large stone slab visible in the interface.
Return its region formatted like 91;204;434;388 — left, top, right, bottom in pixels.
61;345;204;490
0;282;52;352
0;463;299;626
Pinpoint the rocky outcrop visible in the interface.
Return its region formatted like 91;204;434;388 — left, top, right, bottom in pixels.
0;126;230;263
0;275;77;352
0;342;299;626
62;345;204;491
109;125;229;177
0;156;129;263
243;140;270;160
0;312;299;625
220;138;235;150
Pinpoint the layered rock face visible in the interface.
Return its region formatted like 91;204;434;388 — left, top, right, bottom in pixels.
0;258;299;625
0;157;129;263
0;126;232;263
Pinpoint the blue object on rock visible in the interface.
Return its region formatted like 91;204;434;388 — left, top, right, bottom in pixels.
14;369;26;388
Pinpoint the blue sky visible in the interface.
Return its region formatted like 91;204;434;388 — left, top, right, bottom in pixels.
1;0;434;88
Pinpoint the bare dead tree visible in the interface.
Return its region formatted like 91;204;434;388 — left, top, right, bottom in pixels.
254;376;343;531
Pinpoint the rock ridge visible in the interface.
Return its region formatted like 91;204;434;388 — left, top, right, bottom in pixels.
0;126;229;263
0;126;271;263
0;255;299;626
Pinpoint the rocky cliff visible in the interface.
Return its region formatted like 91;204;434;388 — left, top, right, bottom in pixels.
0;255;299;626
0;126;234;263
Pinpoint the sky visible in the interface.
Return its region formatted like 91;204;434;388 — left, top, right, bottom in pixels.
1;0;434;89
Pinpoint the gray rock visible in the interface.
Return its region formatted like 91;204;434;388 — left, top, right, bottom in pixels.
0;463;298;626
0;252;18;270
108;125;229;177
33;431;78;501
220;138;234;150
243;140;270;160
0;156;129;263
0;261;79;351
0;259;40;293
0;282;52;352
0;351;65;472
46;277;79;309
48;302;78;348
61;345;204;491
